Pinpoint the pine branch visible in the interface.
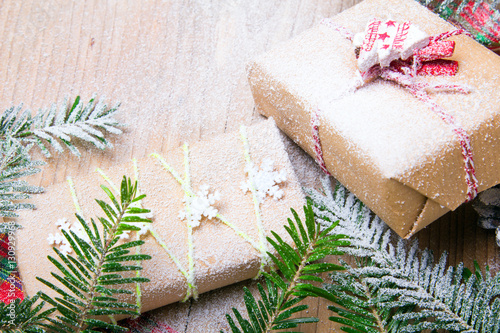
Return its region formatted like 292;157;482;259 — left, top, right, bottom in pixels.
0;139;44;217
307;177;500;333
0;95;123;157
0;293;54;333
34;176;152;333
0;94;123;216
224;201;349;333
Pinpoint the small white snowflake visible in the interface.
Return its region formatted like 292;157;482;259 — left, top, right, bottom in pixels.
55;218;71;231
59;242;73;256
241;158;287;203
178;184;221;228
136;222;151;236
48;217;74;255
47;233;64;245
135;212;154;237
48;217;90;255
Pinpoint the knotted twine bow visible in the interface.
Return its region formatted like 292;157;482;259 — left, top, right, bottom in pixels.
312;18;478;202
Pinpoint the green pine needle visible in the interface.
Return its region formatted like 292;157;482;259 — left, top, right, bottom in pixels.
224;200;349;333
0;292;54;333
23;175;152;333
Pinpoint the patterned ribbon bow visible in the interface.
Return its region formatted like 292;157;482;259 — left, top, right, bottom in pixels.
314;18;478;202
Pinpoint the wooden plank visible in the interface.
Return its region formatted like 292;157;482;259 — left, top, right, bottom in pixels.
1;0;499;332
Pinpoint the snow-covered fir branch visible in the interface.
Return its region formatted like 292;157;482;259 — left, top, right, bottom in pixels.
0;139;44;217
306;177;500;333
0;95;123;217
0;94;123;157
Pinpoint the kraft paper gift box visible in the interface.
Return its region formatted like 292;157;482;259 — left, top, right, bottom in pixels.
16;118;305;313
247;0;500;238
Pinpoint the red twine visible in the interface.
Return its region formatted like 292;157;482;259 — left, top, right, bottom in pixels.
311;109;331;175
379;68;478;201
320;19;354;41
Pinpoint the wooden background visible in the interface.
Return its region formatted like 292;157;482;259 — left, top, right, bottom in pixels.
1;0;499;331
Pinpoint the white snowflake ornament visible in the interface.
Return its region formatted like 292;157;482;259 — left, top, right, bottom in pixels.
47;233;64;246
48;217;90;255
179;184;221;228
136;222;152;236
69;224;90;242
59;242;73;256
241;158;287;203
118;230;131;240
122;208;154;238
55;218;71;231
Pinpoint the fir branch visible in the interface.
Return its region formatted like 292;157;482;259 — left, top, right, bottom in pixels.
0;292;54;333
0;139;44;217
224;201;349;333
0;95;123;157
0;94;123;217
307;177;500;333
34;176;152;333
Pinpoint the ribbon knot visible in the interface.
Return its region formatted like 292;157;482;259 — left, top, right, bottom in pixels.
314;19;478;202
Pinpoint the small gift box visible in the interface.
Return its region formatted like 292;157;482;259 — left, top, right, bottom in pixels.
16;119;305;312
247;0;500;238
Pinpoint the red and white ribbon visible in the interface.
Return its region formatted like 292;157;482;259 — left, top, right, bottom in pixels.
318;18;477;201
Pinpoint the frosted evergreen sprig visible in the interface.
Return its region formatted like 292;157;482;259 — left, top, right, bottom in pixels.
0;139;44;217
34;176;152;333
0;95;123;157
0;292;55;333
0;95;123;217
224;201;349;333
307;177;500;333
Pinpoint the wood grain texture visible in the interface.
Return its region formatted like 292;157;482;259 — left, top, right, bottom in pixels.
1;0;499;332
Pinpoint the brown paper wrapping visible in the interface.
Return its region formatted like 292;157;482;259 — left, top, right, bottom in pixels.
16;118;305;314
247;0;500;238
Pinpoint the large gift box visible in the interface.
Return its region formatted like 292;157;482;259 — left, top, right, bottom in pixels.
16;119;305;312
247;0;500;238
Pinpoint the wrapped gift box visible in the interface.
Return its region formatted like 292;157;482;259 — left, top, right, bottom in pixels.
247;0;500;238
16;119;305;313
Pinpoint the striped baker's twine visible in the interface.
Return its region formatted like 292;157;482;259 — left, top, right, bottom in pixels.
379;69;477;201
310;109;331;176
309;19;356;175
